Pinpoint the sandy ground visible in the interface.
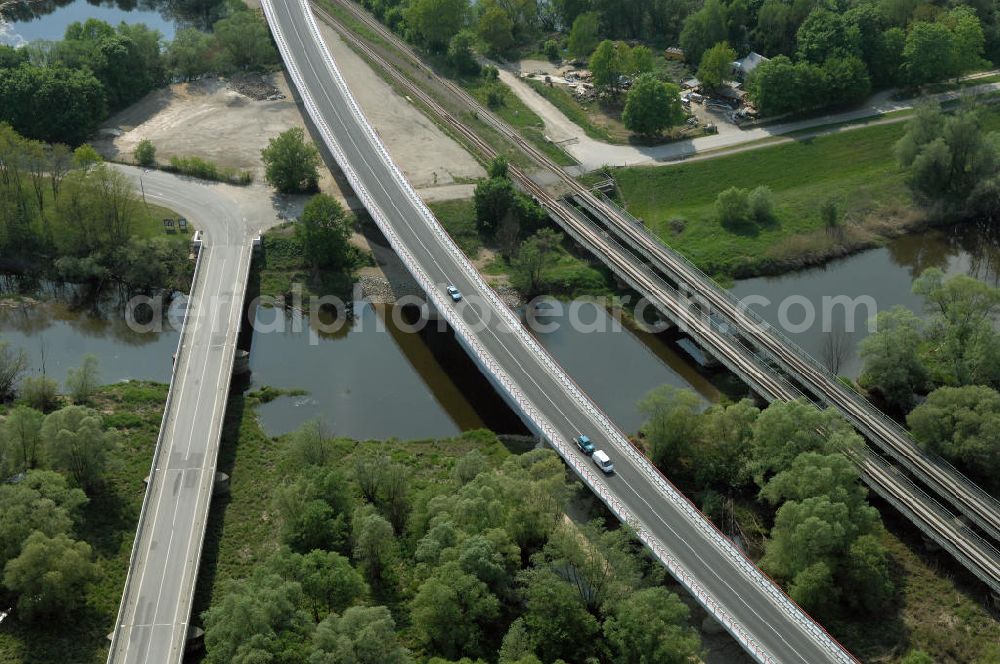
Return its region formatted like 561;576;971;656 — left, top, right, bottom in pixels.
95;31;483;197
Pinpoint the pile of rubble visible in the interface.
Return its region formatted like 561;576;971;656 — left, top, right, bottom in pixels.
227;74;285;101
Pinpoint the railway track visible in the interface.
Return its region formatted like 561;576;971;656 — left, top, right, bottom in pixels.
311;0;1000;595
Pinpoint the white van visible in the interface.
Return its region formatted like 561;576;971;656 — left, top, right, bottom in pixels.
593;450;614;474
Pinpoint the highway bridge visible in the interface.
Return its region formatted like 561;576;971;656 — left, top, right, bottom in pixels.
314;0;1000;597
106;170;272;664
260;0;858;662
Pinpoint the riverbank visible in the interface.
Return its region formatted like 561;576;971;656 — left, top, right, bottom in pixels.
608;108;1000;280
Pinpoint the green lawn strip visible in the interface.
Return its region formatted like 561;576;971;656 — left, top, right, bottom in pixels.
428;198;481;257
0;381;167;664
613;120;920;277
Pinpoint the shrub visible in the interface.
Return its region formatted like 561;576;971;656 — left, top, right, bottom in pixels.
134;139;156;167
544;39;560;61
21;376;59;412
485;82;506;109
748;185;774;223
715;186;750;225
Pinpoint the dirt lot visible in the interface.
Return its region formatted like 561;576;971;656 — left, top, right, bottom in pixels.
95;25;483;197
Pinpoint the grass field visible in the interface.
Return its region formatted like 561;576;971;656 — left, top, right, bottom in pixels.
0;382;168;664
612;106;1000;278
428;198;481;257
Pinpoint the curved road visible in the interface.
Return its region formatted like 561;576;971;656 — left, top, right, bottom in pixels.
263;1;857;662
107;168;279;664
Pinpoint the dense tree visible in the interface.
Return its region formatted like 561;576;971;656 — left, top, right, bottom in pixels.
518;567;598;663
796;9;858;64
297;194;354;270
690;398;758;488
287;419;337;467
0;470;87;570
41;405;110;490
697;41;736;89
567;12;600;59
410;561;500;658
21;376;59;412
405;0;470;52
274;468;351;554
859;306;928;411
843;533;894;612
213;10;278;70
748;399;865;486
603;587;702;664
638;385;703;467
473;175;517;237
447;30;480;75
262;128;321;194
538;519;641;610
622;75;685;137
454;449;489;485
3;531;99;619
715;185;751;225
478;1;515;55
510;228;563;296
310;605;412;664
0;64;106;145
202;570;313;664
498;618;535;663
680;0;729;65
266;548;367;621
908;385;1000;479
590;40;632;95
352;506;397;582
166;28;216;80
903;22;957;86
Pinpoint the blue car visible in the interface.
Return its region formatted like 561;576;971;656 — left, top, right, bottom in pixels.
576;435;595;455
446;285;462;302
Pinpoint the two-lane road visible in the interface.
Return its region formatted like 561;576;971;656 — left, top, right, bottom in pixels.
107;170;278;664
264;1;856;662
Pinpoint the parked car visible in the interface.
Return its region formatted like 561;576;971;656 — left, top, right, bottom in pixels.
446;285;462;302
593;450;614;474
576;434;595;455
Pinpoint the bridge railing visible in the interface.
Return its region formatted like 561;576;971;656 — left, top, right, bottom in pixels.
583;190;1000;532
107;235;204;662
262;3;858;662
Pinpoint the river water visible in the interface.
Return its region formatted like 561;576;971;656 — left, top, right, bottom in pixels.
5;223;993;439
730;223;1000;378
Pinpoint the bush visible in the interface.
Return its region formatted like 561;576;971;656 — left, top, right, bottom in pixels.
485;82;506;109
21;375;59;412
715;186;750;225
167;155;253;185
544;39;560;61
134;139;156;167
748;185;774;223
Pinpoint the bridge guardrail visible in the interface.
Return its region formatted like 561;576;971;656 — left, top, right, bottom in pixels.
584;190;1000;539
263;2;857;661
107;235;205;661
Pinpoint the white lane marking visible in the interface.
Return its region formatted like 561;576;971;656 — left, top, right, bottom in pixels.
278;8;828;662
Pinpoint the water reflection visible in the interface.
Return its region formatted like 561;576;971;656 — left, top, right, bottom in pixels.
0;0;230;44
249;304;487;440
731;221;1000;378
527;301;719;433
0;277;179;383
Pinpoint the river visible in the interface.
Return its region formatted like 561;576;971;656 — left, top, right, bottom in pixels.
730;222;1000;378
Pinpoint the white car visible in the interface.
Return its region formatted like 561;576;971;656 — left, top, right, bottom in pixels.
593;449;614;474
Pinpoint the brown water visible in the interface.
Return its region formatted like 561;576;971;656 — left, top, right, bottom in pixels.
248;299;720;439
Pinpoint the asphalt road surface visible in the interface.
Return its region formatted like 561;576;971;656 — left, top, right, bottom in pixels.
265;1;855;662
107;169;278;664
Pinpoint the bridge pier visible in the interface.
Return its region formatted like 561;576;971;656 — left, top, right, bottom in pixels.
213;472;231;496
